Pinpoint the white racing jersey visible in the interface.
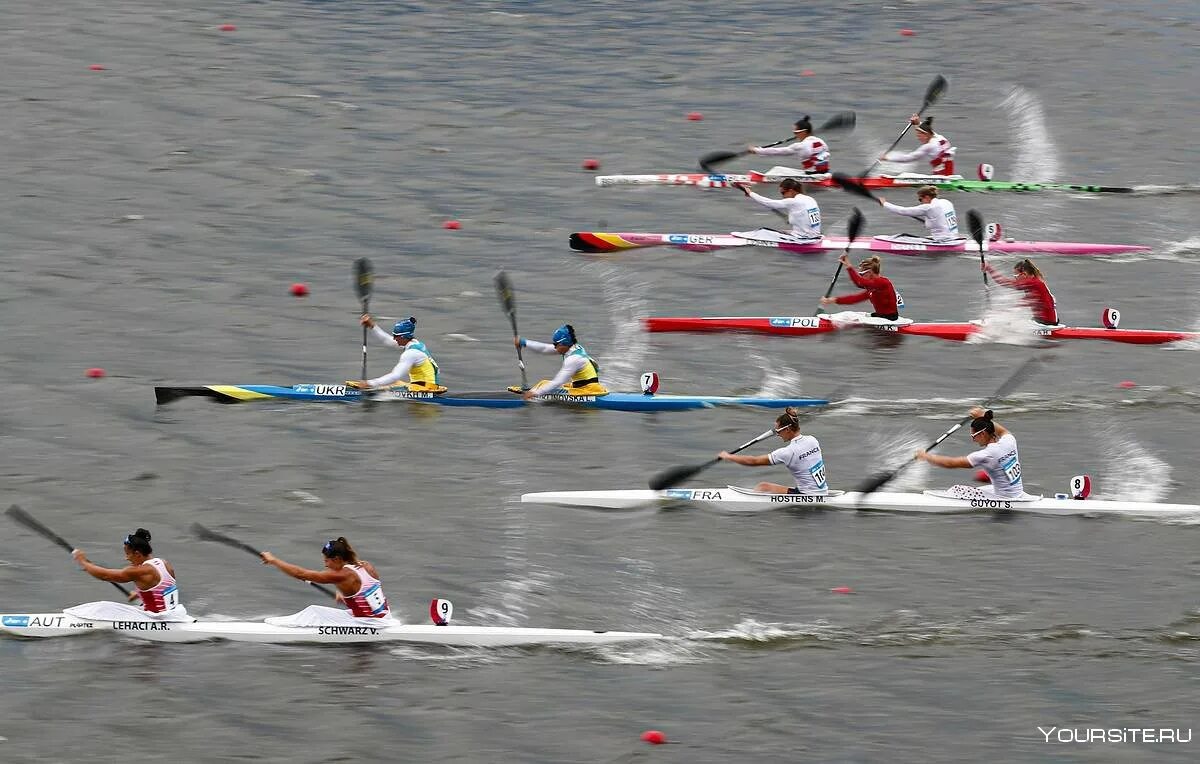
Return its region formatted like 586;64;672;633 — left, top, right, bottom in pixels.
751;135;830;172
745;191;822;238
966;432;1025;499
884;133;956;174
881;197;958;241
768;434;828;495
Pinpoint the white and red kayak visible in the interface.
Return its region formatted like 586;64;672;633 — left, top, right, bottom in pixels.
594;167;1140;194
642;311;1197;346
570;229;1150;257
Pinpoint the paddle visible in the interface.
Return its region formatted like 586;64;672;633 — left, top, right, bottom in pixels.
648;429;778;491
736;182;789;223
5;505;131;597
831;172;879;203
698;112;857;173
861;75;949;178
354;258;373;381
815;207;866;315
967;209;989;308
493;270;528;390
190;523;337;598
855;355;1041;499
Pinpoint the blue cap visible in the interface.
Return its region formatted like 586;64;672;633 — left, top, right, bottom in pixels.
551;324;574;346
392;317;417;338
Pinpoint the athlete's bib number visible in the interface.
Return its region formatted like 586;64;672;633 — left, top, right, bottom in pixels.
809;461;827;490
161;585;180;609
807;208;821;227
362;583;388;613
945;210;958;231
1001;456;1021;485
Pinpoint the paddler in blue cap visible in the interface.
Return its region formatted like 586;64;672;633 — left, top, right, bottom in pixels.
353;314;442;391
513;324;607;400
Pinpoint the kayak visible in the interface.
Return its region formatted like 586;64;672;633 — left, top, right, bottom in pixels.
521;486;1200;517
594;167;1139;194
0;613;662;646
154;384;828;411
570;230;1150;257
642;314;1198;346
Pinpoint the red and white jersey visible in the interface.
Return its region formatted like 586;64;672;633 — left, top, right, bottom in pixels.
136;558;181;613
752;135;830;172
885;133;957;176
343;564;390;618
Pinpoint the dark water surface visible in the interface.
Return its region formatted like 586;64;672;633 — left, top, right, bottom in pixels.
2;1;1198;761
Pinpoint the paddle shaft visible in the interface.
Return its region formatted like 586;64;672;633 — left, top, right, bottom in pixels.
494;271;529;390
6;505;131;597
191;523;337;598
862;76;948;177
815;207;865;315
649;429;776;490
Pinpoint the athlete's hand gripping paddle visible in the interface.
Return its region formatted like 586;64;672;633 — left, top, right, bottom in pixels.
494;270;528;391
648;429;778;491
861;75;949;178
698;112;857;173
815;207;865;315
855;355;1041;500
6;505;131;597
191;523;337;597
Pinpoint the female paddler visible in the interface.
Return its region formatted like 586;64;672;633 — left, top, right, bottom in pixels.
718;407;828;495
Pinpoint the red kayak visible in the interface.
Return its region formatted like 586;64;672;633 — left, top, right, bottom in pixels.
642;314;1197;346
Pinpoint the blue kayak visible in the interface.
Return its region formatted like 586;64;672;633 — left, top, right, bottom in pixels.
154;384;826;412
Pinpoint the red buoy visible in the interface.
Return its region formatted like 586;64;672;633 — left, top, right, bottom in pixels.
686;112;703;121
85;368;107;379
442;220;461;230
289;283;309;297
830;586;854;594
900;29;915;36
974;469;990;483
218;24;237;32
1117;380;1136;389
641;730;667;745
581;158;600;171
89;64;106;71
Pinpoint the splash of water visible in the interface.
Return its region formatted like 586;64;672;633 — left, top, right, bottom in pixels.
742;340;805;397
966;289;1048;346
1092;426;1171;503
863;427;934;492
998;86;1061;184
585;263;648;389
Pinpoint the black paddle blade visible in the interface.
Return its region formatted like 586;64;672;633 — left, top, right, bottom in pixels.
924;75;949;108
855;470;897;497
353;258;373;301
648;460;714;491
819;111;857;132
967;209;986;247
6;505;76;553
494;270;516;316
698;150;744;173
846;207;866;242
831;173;877;201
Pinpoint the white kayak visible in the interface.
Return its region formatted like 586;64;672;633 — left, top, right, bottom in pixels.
0;613;662;646
520;486;1200;517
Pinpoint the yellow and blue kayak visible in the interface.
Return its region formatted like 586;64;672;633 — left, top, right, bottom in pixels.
154;384;827;412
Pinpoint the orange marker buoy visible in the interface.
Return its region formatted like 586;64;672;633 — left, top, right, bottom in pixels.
641;730;667;745
442;220;462;230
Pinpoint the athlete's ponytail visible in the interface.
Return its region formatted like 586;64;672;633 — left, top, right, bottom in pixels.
322;537;360;564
